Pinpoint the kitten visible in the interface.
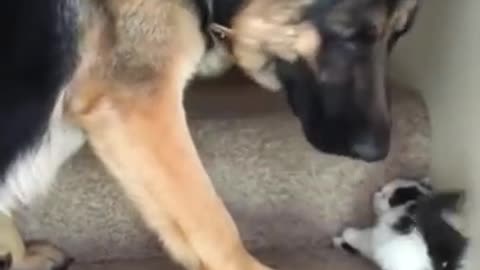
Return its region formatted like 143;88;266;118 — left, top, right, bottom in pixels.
333;177;468;270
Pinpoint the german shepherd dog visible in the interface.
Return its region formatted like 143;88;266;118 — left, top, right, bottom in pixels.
0;0;420;269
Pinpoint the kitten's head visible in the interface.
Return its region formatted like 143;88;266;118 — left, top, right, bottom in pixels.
374;177;432;215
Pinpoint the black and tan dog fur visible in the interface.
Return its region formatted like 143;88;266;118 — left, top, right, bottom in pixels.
0;0;420;269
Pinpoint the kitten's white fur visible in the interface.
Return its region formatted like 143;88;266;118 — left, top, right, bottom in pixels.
333;178;434;270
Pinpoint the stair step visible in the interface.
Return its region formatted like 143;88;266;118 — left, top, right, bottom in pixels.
71;248;377;270
16;78;430;263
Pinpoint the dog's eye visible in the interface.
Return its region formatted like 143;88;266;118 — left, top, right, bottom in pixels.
346;26;378;44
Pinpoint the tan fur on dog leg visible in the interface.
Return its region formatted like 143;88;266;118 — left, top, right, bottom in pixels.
71;72;271;270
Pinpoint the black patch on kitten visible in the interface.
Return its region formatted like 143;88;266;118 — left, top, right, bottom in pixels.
392;215;416;235
389;186;424;207
341;242;360;255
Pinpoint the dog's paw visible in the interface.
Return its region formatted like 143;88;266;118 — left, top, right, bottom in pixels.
12;241;74;270
0;253;12;270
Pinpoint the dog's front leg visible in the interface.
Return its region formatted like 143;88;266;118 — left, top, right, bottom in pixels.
68;74;272;270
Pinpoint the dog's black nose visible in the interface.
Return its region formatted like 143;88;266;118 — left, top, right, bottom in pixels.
351;132;389;162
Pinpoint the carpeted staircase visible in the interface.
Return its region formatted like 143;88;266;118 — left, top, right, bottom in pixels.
15;71;430;270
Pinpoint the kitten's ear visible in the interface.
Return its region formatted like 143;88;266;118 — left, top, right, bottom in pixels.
420;176;431;185
419;176;434;191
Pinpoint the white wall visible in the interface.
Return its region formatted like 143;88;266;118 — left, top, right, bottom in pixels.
390;0;479;265
391;0;480;189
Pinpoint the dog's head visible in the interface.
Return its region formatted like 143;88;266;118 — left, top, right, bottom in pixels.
230;0;420;162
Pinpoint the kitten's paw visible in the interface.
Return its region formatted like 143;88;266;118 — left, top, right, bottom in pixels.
332;236;344;249
342;228;359;241
332;228;360;255
13;241;74;270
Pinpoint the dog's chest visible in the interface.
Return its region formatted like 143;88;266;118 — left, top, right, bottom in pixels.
82;0;205;83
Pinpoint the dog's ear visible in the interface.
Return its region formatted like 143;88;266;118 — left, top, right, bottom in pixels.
293;23;322;66
223;0;320;91
389;0;420;32
227;20;321;62
226;21;321;91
